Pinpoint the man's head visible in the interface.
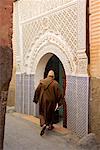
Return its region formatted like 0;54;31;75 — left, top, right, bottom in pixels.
47;70;55;79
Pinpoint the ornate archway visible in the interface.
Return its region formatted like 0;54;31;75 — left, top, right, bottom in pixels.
25;33;75;118
16;0;89;137
25;32;76;77
22;32;88;137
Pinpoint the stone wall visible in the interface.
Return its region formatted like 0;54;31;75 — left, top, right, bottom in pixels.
90;0;100;77
89;0;100;141
0;0;13;149
89;78;100;141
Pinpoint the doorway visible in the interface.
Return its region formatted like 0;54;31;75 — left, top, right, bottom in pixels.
44;54;67;127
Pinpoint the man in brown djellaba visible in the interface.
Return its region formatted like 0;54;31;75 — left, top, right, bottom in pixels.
33;70;63;136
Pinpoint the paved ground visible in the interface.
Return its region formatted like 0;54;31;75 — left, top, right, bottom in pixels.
4;109;100;150
4;111;79;150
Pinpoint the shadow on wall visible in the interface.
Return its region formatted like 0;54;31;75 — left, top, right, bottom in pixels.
7;66;16;106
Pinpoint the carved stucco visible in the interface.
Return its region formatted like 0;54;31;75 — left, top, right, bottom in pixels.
18;0;74;22
15;0;88;76
24;32;76;75
22;2;78;57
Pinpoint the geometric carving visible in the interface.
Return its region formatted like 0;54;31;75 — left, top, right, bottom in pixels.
25;32;76;74
22;2;78;59
18;0;76;22
16;0;88;75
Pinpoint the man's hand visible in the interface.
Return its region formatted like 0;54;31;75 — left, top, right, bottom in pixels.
55;103;58;111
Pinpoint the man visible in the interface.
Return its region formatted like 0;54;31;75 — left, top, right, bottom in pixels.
33;70;63;136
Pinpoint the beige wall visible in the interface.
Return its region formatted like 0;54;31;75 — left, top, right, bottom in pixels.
89;78;100;141
89;0;100;141
90;0;100;77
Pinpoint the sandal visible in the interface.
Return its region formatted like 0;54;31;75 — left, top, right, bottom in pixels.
40;125;46;136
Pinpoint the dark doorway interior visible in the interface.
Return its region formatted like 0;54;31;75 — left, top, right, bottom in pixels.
44;55;66;95
44;55;59;82
44;54;67;127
